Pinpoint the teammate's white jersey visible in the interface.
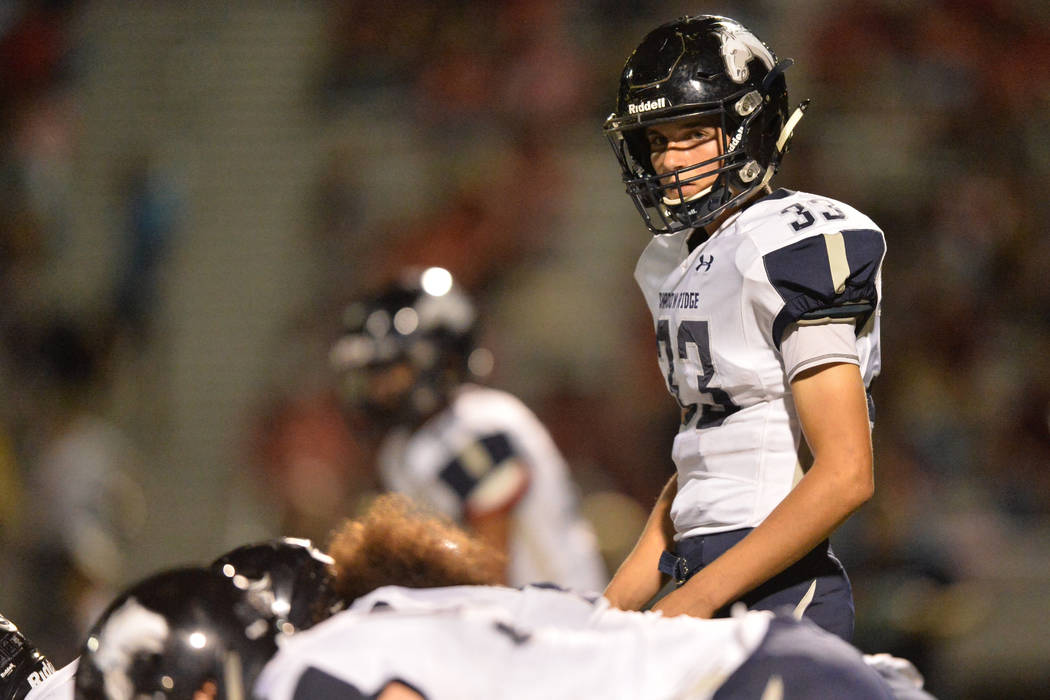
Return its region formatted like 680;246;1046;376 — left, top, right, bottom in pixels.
376;384;607;591
254;595;770;700
635;189;885;538
350;583;606;630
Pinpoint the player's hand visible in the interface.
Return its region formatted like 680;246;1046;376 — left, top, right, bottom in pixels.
650;584;718;619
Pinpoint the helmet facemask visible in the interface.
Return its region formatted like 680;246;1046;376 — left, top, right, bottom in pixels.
611;101;770;233
605;15;798;235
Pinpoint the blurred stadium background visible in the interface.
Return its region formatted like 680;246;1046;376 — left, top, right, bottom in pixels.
1;1;1048;697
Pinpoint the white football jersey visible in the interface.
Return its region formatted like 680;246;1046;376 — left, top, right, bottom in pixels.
254;598;770;700
376;384;607;591
349;583;605;630
635;189;885;538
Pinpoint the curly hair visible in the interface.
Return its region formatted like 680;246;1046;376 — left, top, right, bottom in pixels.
326;493;506;604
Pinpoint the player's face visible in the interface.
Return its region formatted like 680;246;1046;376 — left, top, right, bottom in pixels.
192;680;218;699
365;361;416;411
646;119;723;199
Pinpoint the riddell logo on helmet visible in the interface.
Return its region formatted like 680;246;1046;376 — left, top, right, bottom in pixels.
27;660;57;688
628;98;667;114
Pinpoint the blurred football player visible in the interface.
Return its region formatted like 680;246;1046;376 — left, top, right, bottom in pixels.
318;494;929;699
70;494;933;700
72;567;279;700
36;539;338;700
304;496;920;700
257;603;904;700
602;15;885;640
329;266;607;591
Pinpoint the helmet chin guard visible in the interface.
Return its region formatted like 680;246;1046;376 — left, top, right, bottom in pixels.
605;15;801;234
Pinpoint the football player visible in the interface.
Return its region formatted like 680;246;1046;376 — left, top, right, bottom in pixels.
69;570;906;700
72;568;279;700
70;495;932;700
256;601;903;700
602;15;885;641
12;529;401;700
69;570;911;700
322;496;932;699
329;266;607;592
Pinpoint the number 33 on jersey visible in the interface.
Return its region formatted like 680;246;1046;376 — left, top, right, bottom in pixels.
635;188;885;431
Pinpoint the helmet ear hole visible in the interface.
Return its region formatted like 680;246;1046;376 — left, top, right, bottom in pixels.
622;130;655;176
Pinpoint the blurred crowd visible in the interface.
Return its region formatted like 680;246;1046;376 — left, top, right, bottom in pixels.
1;1;1048;697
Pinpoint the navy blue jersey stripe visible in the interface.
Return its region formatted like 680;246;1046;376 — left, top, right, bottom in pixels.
292;667;370;700
479;432;514;464
438;456;476;500
764;228;884;349
438;432;519;503
842;228;885;279
292;668;429;700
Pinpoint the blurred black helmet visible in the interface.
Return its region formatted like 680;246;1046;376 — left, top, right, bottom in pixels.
0;614;58;700
73;567;278;700
604;15;805;233
210;537;342;632
329;267;492;426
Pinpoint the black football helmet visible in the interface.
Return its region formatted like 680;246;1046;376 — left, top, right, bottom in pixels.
210;537;343;633
0;614;58;700
73;567;279;700
329;266;490;427
604;14;807;234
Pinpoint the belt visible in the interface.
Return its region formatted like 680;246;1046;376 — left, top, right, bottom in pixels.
658;550;691;585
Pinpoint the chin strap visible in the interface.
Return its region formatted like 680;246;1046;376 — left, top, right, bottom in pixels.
224;651;245;700
775;100;809;155
661;184;713;207
760;100;810;188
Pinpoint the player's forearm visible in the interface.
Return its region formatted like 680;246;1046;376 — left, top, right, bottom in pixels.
603;537;668;610
604;474;677;610
653;453;872;618
467;510;514;585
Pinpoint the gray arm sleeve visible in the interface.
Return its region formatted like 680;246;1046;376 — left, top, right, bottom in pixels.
781;320;860;382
